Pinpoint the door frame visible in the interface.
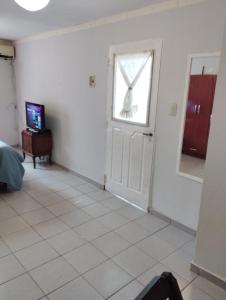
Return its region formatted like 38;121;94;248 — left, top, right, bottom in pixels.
105;38;163;210
176;52;220;184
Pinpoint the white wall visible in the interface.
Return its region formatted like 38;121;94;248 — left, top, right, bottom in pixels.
191;56;220;75
0;59;18;145
194;22;226;281
15;0;226;230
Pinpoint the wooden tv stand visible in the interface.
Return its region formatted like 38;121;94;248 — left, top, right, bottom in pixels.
22;129;52;169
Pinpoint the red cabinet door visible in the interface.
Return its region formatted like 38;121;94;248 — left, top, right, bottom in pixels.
182;75;217;159
182;76;198;156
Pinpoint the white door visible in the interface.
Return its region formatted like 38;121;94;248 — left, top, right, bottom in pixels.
105;39;162;210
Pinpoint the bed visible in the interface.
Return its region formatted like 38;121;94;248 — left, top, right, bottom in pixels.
0;141;25;191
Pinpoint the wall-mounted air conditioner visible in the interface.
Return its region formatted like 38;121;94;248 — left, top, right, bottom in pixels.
0;42;15;59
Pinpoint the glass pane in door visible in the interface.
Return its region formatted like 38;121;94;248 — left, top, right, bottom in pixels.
113;51;153;125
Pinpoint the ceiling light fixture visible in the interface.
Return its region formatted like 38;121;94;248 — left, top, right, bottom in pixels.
14;0;50;12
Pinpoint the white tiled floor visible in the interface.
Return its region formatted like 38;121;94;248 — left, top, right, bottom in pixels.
0;160;225;300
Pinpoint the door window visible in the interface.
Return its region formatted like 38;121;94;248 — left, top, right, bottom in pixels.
113;51;153;126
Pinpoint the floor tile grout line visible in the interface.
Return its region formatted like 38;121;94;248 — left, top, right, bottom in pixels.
117;227;196;285
0;271;29;289
56;206;131;232
0;251;29;286
1;214;96;256
104;279;141;300
21;177;90;203
27;256;82;298
179;275;219;300
2;177;138;234
87;224;171;259
0;162;199;299
20;211;56;227
0;206;172;262
1;187;165;235
45;256;113;298
180;275;198;292
182;275;223;300
33;244;110;298
26;271;47;298
23;186;112;214
0;203;214;296
0;218;194;294
51;216;189;292
42;271;105;299
44;201;79;218
26;176;107;200
0;252;137;300
2;233;45;254
26;234;137;299
0;202;192;266
82;269;135;300
63;250;136;300
133;226;194;259
5;197;42;215
0;249;78;293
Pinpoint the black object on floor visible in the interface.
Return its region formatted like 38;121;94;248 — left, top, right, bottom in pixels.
0;183;7;193
134;272;183;300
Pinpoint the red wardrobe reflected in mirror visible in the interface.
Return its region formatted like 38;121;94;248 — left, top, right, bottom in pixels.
182;74;217;159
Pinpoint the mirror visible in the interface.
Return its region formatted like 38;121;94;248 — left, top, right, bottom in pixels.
178;53;220;181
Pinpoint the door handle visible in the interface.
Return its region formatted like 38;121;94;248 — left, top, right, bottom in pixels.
143;133;153;137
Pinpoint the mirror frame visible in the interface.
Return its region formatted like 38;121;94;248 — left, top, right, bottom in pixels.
176;52;221;184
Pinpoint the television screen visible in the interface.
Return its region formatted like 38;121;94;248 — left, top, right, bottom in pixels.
26;102;45;131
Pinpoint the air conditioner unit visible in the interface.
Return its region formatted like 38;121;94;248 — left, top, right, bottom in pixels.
0;43;15;59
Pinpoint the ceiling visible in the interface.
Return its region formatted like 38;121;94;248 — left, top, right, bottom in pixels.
0;0;166;40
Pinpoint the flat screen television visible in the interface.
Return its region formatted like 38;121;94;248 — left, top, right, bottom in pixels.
25;102;45;131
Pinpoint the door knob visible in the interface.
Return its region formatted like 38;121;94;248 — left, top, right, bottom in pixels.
143;133;153;137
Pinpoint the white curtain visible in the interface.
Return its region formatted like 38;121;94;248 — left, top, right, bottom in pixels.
117;51;153;119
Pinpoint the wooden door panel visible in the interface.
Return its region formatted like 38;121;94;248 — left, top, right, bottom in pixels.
110;128;124;184
182;75;217;158
128;132;144;192
183;76;199;155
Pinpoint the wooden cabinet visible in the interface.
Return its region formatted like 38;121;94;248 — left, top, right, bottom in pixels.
182;75;217;159
22;129;52;168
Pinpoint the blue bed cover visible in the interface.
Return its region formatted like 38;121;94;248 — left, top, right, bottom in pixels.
0;141;25;190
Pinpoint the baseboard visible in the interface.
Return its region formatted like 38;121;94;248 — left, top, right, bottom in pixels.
171;219;196;236
191;262;226;290
150;208;196;236
28;157;195;234
149;208;171;223
53;161;104;190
